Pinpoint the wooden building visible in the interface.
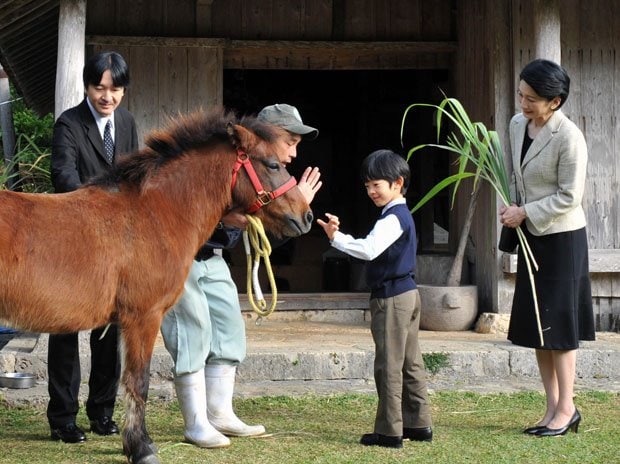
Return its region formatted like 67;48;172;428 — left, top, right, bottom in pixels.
0;0;618;330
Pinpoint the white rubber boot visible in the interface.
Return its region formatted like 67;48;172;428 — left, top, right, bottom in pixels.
174;370;231;448
205;364;266;437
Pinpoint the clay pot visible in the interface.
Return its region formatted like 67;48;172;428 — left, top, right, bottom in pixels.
418;284;478;331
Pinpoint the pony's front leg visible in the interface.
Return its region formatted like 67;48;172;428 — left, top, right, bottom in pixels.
120;314;162;464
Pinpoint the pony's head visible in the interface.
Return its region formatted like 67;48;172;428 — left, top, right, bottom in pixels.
88;107;313;239
226;117;313;238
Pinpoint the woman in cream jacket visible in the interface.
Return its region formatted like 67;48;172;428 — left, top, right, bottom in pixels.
499;59;595;438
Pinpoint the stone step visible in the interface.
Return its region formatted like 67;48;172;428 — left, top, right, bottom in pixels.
1;316;619;407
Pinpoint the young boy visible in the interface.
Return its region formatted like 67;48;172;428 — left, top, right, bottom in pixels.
317;149;432;448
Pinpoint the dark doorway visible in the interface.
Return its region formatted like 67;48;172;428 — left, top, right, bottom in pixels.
224;69;452;293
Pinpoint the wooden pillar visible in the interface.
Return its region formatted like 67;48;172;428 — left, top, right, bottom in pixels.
532;0;561;62
0;64;18;190
55;0;86;119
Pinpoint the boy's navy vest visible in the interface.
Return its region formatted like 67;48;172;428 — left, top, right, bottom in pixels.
365;203;417;299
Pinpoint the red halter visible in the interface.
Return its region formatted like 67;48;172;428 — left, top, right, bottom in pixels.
231;149;298;213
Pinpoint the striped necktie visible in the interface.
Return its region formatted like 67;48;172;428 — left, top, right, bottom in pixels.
103;120;114;163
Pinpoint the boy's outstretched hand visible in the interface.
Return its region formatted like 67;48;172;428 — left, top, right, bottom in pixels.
317;213;340;241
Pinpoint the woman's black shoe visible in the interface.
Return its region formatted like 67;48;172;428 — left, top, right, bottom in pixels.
536;409;581;437
360;433;403;448
403;426;433;442
523;425;547;435
50;423;87;443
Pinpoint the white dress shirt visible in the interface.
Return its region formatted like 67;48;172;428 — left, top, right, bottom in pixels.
330;198;406;261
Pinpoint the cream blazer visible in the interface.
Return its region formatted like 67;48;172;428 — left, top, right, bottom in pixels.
508;109;587;236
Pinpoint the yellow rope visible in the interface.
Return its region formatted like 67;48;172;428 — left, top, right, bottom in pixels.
243;215;278;317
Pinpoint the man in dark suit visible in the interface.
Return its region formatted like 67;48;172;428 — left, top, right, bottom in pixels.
48;51;139;443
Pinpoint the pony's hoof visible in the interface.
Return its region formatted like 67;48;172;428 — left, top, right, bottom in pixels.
135;455;160;464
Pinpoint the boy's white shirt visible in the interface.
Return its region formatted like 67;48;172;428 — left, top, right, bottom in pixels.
330;198;405;261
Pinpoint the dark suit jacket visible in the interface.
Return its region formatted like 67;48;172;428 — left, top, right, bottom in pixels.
51;98;139;193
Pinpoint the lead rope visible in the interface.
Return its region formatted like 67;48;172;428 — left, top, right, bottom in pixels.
243;215;278;318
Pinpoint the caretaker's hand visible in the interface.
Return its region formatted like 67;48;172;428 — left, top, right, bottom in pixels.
317;213;339;241
297;166;322;204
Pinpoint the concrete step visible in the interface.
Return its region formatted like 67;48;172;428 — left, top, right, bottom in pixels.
2;310;619;407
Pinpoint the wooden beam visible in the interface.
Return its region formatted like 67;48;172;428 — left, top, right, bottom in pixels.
88;36;228;47
87;36;457;70
224;40;457;70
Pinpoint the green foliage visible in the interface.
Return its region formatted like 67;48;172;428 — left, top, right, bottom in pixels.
401;96;511;214
10;99;54;157
423;352;449;375
1;85;53;192
1;134;52;192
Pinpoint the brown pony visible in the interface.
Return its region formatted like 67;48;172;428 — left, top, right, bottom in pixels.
0;107;312;464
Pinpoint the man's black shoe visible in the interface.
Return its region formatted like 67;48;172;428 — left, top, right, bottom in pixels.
403;426;433;442
90;416;120;435
50;423;87;443
360;432;403;448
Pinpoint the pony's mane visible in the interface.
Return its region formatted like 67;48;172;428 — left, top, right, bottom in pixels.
88;106;276;189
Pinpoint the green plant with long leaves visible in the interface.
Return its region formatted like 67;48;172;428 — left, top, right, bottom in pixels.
1;133;52;192
401;96;544;346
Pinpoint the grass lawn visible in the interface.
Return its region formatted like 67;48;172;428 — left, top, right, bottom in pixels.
0;391;618;463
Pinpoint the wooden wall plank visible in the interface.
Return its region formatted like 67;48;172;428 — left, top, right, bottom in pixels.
594;297;608;330
127;46;160;143
117;0;164;35
163;0;195;35
303;0;333;39
86;0;116;35
96;0;455;42
343;0;374;38
158;47;188;125
270;0;304;39
611;296;620;331
211;0;242;37
301;0;334;39
420;0;453;40
388;0;422;39
591;274;612;298
559;0;582;176
187;46;223;111
513;0;536;72
578;0;616;249
242;0;273;39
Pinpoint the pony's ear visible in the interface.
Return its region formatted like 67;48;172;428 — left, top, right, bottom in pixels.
227;123;256;152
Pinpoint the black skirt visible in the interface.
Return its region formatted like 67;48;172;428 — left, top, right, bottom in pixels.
507;226;595;349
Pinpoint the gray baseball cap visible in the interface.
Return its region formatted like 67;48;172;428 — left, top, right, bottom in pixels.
257;103;318;139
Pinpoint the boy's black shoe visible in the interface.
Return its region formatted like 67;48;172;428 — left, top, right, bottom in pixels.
359;433;403;448
50;423;87;443
403;426;433;442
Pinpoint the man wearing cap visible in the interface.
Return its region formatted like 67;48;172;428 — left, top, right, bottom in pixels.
160;103;321;449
